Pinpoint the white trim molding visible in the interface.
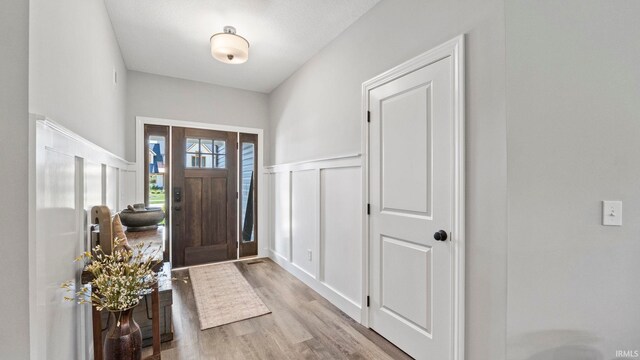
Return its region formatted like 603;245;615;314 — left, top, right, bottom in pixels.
266;154;365;322
266;153;361;173
361;35;466;360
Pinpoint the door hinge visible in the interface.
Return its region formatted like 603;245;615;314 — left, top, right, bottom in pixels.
237;143;239;150
236;192;239;199
367;111;371;123
366;296;370;307
367;203;370;215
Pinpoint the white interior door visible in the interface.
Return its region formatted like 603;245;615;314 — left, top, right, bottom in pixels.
368;55;454;359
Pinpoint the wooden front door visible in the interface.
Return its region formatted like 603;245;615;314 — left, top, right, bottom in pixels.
171;127;237;267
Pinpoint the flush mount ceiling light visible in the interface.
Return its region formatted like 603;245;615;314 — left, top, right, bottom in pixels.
210;26;250;64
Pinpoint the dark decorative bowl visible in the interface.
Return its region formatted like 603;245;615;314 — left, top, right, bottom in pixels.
119;205;165;232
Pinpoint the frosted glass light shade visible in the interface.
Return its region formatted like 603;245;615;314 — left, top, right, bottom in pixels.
210;31;249;64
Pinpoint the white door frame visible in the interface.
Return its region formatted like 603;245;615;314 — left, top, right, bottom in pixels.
361;35;465;360
135;116;268;264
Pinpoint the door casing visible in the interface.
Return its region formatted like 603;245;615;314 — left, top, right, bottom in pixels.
135;116;266;268
361;35;465;360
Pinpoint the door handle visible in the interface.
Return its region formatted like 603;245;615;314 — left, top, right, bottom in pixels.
434;230;448;241
174;206;182;211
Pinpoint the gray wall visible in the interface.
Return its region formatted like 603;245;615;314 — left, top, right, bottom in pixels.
268;0;508;359
0;0;30;358
126;71;270;162
29;0;128;158
506;1;640;359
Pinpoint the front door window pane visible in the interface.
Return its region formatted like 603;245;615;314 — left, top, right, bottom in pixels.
213;140;226;168
201;154;212;168
186;138;200;169
241;142;255;242
185;138;226;169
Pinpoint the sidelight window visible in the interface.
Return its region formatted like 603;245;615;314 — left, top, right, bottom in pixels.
240;142;255;242
148;135;167;210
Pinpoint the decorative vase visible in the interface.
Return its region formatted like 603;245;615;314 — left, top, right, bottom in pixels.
104;307;142;360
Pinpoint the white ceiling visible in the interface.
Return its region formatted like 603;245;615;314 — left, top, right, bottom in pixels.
104;0;380;93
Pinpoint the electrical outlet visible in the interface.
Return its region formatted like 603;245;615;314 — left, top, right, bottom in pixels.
602;200;622;226
307;249;312;261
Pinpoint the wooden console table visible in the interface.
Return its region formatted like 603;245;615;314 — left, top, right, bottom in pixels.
87;206;167;360
124;227;173;348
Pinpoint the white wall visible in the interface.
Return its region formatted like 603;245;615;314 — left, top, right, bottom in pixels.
506;1;640;359
29;0;128;159
26;2;131;358
126;71;270;162
268;0;507;359
0;0;30;358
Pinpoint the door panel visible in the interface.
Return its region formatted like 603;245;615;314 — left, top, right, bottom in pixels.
207;177;228;246
172;127;237;267
381;236;432;333
184;177;203;248
369;56;453;359
381;85;431;216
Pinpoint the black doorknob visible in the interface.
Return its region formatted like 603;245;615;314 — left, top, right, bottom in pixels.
434;230;448;241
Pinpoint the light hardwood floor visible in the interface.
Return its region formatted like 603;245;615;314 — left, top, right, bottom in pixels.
143;258;411;360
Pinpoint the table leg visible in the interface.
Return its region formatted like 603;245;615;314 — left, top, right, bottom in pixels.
152;283;161;357
91;303;103;360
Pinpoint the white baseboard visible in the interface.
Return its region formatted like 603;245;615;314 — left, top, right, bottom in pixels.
269;250;362;321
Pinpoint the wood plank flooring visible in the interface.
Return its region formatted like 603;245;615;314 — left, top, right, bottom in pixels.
143;258;411;360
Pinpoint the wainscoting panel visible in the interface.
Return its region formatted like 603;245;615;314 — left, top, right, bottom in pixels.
267;154;364;321
36;146;79;359
30;116;136;359
85;161;103;211
272;171;291;261
105;165;119;211
291;169;319;278
119;170;137;210
320;166;363;307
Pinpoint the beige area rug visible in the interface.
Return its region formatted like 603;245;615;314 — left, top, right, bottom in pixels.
189;263;271;330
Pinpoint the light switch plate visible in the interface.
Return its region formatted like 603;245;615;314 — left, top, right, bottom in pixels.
602;201;622;226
